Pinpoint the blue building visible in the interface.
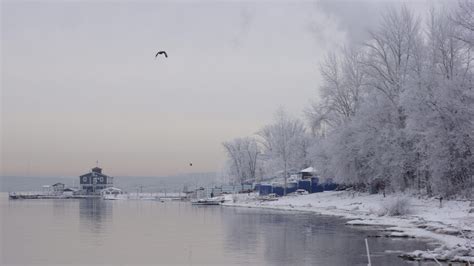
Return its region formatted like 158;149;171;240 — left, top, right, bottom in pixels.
79;166;114;194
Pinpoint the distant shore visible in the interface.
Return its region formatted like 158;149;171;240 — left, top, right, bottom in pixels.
222;191;474;264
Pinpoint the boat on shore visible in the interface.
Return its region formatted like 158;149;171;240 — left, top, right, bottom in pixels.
9;193;40;200
257;193;279;201
191;197;224;205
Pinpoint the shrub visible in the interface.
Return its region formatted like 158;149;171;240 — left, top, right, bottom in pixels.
379;196;411;216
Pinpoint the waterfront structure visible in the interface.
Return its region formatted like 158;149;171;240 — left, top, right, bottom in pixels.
101;187;126;200
79;166;113;194
300;167;316;179
63;188;76;197
52;183;65;192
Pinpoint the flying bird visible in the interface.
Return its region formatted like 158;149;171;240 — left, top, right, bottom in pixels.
155;51;168;58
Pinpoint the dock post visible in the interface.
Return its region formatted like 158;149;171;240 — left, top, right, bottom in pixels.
365;238;371;266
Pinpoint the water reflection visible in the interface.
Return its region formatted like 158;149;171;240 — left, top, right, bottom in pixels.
51;198;68;217
2;195;435;265
221;208;431;265
79;198;111;234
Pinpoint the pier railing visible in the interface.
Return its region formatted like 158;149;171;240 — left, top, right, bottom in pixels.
8;191;68;199
9;191;187;200
125;192;186;200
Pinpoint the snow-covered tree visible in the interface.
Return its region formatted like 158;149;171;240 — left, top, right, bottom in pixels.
222;137;260;188
404;5;474;196
258;108;310;195
451;0;474;47
306;48;365;136
223;3;472;198
308;3;473;196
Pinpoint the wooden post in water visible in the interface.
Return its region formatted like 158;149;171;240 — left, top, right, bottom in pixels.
365;238;371;266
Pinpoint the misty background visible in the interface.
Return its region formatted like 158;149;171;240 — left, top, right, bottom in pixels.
2;0;436;182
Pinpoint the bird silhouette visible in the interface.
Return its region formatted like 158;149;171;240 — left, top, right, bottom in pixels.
189;163;193;167
155;51;168;58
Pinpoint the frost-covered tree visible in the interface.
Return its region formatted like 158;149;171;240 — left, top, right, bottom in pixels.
363;6;421;109
308;3;473;197
224;3;472;198
405;6;474;196
451;0;474;46
223;137;260;189
309;6;422;190
258;108;310;195
306;48;365;136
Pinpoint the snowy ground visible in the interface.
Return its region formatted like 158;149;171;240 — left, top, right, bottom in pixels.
222;191;474;263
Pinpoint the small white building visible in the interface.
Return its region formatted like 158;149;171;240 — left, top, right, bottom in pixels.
63;188;77;197
100;187;123;196
300;167;316;179
52;183;65;192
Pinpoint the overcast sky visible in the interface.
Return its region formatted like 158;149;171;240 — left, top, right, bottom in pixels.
2;0;438;177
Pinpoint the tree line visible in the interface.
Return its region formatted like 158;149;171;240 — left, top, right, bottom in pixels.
223;1;473;197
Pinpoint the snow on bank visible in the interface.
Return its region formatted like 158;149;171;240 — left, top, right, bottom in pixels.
222;191;474;263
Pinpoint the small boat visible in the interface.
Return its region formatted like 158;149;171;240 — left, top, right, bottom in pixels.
101;187;128;200
102;194;129;200
258;193;279;201
9;192;40;200
191;197;224;205
9;193;19;199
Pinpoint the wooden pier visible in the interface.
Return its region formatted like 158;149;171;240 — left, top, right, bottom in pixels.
8;192;100;200
9;192;187;201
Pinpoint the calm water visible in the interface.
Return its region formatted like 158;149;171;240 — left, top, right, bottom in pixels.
1;194;436;265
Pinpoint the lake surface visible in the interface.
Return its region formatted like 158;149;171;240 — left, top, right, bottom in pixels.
1;194;436;265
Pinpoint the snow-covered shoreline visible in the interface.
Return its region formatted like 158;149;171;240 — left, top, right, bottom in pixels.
222;191;474;263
